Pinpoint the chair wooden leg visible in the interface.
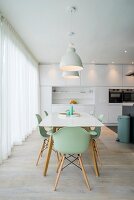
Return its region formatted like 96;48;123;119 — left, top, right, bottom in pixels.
56;152;60;162
54;155;65;191
78;155;91;190
90;140;99;177
56;155;62;173
59;153;62;159
94;140;102;167
41;139;48;157
43;136;53;176
36;140;46;166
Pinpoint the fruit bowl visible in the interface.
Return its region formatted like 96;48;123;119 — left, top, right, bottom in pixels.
69;99;78;104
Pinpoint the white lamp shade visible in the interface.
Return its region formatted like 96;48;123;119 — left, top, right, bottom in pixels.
60;46;83;71
62;71;79;79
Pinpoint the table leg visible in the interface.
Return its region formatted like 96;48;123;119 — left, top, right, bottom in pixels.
43;135;53;176
90;139;99;177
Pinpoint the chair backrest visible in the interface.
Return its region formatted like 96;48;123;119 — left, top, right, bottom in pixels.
36;114;48;138
98;114;104;122
93;114;104;138
53;127;90;154
36;114;42;124
44;111;48;116
94;127;101;138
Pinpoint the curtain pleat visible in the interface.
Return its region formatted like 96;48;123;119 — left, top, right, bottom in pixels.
0;15;39;163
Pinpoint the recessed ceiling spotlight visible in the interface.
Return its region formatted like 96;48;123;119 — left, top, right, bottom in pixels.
132;61;134;64
67;6;77;13
68;32;75;36
112;61;114;64
124;50;127;53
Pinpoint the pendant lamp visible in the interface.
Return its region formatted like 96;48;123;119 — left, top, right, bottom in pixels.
60;45;83;71
60;6;83;72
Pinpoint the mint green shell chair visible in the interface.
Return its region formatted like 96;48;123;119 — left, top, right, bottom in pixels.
36;114;49;166
53;127;91;190
53;127;90;154
89;114;104;139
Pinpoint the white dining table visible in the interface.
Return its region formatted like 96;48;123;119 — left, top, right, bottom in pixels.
39;112;103;128
39;112;104;176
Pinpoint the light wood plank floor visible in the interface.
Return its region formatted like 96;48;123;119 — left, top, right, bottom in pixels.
0;127;134;200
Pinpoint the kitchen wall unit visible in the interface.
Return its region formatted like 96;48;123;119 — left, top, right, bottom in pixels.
95;87;122;124
108;105;122;123
81;65;123;86
52;87;95;115
39;64;134;124
95;87;109;123
52;87;95;105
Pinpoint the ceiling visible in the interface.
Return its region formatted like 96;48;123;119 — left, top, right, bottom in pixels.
0;0;134;65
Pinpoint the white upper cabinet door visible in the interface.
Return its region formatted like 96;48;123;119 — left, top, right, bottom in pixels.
95;87;109;105
40;65;80;86
81;65;122;86
123;65;134;87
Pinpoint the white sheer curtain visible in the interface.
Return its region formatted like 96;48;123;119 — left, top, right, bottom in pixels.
0;15;39;163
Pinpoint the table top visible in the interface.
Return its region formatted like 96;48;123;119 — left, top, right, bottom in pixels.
39;112;104;127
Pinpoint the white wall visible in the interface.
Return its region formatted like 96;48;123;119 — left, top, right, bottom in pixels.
40;86;52;116
81;65;123;86
39;64;134;124
40;65;80;86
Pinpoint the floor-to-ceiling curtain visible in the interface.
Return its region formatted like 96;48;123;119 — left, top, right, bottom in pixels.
0;14;39;163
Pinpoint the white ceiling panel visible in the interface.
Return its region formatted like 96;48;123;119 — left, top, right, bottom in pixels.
0;0;134;64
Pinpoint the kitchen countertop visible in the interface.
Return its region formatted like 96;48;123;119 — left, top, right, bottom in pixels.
122;103;134;106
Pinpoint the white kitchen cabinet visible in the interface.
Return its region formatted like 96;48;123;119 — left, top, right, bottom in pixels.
39;64;133;125
95;87;122;124
81;65;122;86
40;65;80;86
95;105;109;123
52;87;95;105
95;104;122;124
123;65;134;87
95;87;109;105
52;87;95;114
108;105;122;124
40;86;52;115
95;87;109;123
